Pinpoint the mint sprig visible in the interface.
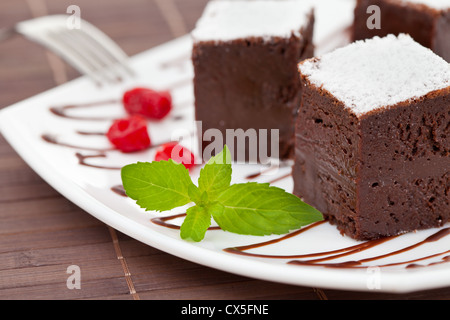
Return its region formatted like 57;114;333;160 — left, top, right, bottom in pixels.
121;145;323;242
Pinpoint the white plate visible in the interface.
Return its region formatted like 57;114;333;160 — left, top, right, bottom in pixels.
1;0;450;294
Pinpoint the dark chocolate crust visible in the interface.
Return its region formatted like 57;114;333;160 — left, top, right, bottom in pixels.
294;72;450;240
192;12;314;162
353;0;450;62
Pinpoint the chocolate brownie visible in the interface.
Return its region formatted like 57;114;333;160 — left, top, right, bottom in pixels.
294;34;450;240
192;0;314;162
353;0;450;62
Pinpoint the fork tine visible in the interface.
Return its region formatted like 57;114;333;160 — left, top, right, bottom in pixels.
57;29;123;83
68;29;128;82
76;22;135;78
44;29;105;85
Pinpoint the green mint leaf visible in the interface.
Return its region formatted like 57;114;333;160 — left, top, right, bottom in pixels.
187;184;202;204
121;160;195;212
180;205;211;242
213;182;323;236
197;145;232;201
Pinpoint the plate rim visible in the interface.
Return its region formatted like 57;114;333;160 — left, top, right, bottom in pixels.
1;36;450;295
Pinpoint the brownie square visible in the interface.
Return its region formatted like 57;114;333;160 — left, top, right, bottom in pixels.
353;0;450;62
294;34;450;240
192;0;314;162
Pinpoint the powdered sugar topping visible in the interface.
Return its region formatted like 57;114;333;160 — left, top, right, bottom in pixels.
299;34;450;116
191;0;314;42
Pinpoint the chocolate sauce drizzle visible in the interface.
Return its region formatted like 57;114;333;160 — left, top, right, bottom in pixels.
50;99;119;121
151;213;221;231
43;92;196;169
244;161;294;186
76;130;106;136
246;166;283;180
75;153;122;170
224;220;397;267
111;185;128;197
42;134;114;152
287;227;450;269
150;215;450;270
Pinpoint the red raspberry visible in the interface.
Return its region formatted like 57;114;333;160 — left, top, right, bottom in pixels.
107;115;151;153
123;87;172;120
154;142;195;170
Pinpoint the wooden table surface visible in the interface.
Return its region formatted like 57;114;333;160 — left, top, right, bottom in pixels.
1;0;449;301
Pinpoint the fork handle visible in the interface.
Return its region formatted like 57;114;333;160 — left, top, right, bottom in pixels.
0;27;17;42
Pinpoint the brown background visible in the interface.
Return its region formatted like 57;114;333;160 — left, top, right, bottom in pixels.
0;0;449;300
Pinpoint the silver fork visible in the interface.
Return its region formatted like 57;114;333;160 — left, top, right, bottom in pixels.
1;15;135;85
